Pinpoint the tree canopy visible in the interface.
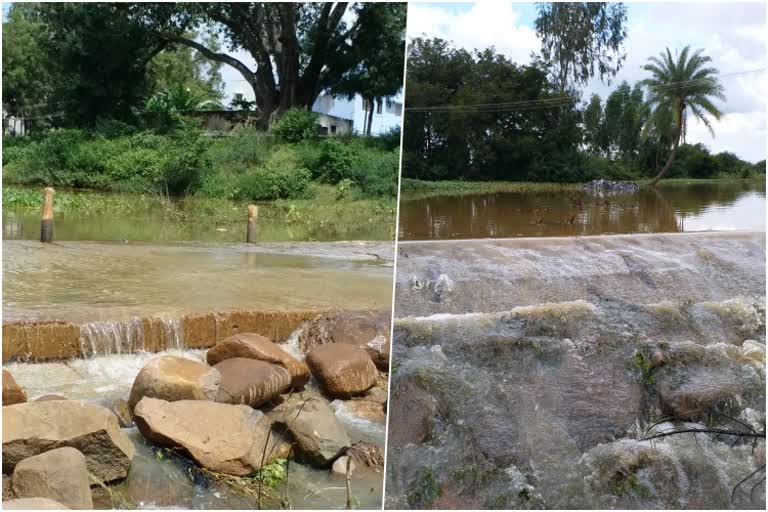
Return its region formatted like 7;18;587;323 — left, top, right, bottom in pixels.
2;2;406;128
402;37;583;182
535;2;628;91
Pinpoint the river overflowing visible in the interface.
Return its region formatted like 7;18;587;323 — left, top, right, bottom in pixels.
399;180;765;240
386;231;765;509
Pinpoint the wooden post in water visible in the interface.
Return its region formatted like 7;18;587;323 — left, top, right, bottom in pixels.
40;187;55;243
246;204;259;243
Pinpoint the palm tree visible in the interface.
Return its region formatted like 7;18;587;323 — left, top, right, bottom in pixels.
641;46;725;186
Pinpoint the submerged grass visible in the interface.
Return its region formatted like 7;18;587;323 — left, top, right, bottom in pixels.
401;176;764;200
2;184;396;241
400;178;581;200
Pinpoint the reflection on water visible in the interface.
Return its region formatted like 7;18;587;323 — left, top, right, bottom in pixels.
2;207;391;243
3;240;393;322
399;181;765;240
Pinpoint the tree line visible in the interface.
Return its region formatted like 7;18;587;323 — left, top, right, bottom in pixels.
402;37;763;183
403;1;763;184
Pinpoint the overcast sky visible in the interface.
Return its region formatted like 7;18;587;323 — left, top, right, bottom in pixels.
407;1;767;163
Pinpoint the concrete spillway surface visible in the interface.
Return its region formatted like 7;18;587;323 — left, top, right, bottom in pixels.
386;231;765;510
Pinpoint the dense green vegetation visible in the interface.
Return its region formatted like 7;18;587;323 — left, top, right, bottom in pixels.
2;2;405;129
403;1;762;185
2;116;400;202
403;37;763;184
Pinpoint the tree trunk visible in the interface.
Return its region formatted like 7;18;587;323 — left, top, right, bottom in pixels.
649;100;684;187
365;98;375;136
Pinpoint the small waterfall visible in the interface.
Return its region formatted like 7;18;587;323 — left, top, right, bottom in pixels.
79;315;184;357
160;316;184;351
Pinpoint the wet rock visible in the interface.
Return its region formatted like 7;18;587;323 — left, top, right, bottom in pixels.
582;179;638;196
2;400;134;482
2;497;71;509
206;333;310;388
213;358;291;408
298;311;391;370
3;475;14;500
583;439;684;508
331;456;355;476
127;356;220;412
656;367;746;420
111;398;133;428
306;343;378;398
273;396;350;467
348;441;384;470
337;399;386;423
387;376;437;447
2;370;26;405
639;340;761;420
640;341;706;370
360;386;388;406
34;395;67;402
133;397;280;476
12;447;93;510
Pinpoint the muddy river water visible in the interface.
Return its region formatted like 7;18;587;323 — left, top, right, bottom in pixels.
399;181;765;240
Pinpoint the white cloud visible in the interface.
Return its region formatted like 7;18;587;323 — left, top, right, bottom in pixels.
407;1;539;62
407;1;766;162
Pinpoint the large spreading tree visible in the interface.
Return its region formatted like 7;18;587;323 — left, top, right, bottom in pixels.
138;2;405;127
2;2;406;128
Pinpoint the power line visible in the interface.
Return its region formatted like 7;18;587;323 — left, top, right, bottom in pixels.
403;67;766;114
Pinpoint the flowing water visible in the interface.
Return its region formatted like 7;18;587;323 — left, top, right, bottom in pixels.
3;239;391;509
6;333;386;510
3;240;393;322
386;232;766;509
399;181;765;240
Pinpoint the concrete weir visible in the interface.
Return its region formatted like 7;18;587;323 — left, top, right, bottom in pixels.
2;308;326;362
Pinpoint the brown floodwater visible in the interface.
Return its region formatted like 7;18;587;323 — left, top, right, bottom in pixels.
2;240;393;323
398;181;765;240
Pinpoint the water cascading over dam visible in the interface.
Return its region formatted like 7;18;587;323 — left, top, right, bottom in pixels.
386;231;766;510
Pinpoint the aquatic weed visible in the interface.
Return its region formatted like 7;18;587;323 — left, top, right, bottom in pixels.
631;351;656;386
408;466;441;508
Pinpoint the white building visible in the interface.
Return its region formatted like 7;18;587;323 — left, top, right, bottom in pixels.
230;81;402;136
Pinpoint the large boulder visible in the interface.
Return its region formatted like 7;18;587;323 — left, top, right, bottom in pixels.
298;311;391;370
2;400;134;482
656;367;746;420
2;370;26;405
133;397;281;476
387;376;437;447
2;498;70;509
127;356;220;412
12;447;93;510
206;333;310;388
306;344;378;398
214;358;292;408
272;396;350;467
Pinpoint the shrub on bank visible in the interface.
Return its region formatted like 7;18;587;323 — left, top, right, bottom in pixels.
2;119;399;200
4;125;210;195
270;109;319;143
